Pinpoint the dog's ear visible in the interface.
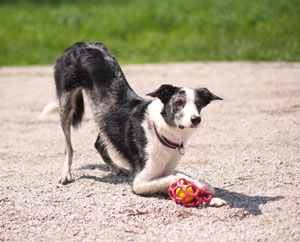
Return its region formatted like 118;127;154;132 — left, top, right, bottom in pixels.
196;88;223;106
147;84;179;104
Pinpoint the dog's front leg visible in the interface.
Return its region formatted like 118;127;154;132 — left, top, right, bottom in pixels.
132;165;177;195
160;156;215;195
174;171;215;194
133;175;177;195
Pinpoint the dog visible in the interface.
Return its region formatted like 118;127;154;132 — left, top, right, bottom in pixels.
53;42;226;206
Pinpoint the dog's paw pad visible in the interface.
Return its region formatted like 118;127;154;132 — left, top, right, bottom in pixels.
58;173;73;185
208;198;227;207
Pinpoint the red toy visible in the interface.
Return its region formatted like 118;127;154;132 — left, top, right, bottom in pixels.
168;178;212;207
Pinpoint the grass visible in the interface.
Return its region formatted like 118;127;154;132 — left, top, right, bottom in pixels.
0;0;299;65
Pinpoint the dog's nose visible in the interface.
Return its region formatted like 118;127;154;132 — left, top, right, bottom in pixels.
191;115;201;125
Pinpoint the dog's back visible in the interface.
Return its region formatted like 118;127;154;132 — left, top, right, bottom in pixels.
54;42;131;127
54;42;150;183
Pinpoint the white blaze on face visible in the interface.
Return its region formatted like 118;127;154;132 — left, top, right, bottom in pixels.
181;88;199;128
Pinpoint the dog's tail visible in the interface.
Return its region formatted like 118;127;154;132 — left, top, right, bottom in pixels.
40;102;59;117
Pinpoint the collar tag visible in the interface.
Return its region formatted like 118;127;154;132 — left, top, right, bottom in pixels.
178;142;185;155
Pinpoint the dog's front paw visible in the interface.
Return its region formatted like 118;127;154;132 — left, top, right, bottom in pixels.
194;179;215;195
58;172;73;185
112;168;131;177
208;197;227;207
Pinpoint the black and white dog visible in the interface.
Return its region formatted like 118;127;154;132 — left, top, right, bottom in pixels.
54;42;226;206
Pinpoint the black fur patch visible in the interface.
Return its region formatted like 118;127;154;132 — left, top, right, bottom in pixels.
72;90;85;128
195;88;223;107
147;84;179;104
102;99;151;173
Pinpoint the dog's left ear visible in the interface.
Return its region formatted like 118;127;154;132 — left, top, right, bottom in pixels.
147;84;179;104
196;88;223;106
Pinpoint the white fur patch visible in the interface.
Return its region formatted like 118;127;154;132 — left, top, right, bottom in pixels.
181;88;199;128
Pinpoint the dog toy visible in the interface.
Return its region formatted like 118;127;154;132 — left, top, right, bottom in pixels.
168;178;212;207
175;184;195;203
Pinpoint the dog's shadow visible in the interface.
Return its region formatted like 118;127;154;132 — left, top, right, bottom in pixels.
77;164;284;215
77;164;132;185
215;188;284;215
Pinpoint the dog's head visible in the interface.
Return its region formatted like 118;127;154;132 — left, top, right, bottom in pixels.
147;84;222;129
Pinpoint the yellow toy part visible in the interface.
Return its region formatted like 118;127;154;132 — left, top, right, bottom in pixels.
175;185;195;203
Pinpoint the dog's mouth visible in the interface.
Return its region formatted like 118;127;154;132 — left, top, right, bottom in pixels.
178;124;199;129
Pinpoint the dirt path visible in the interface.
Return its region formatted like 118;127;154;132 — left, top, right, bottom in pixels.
0;62;299;241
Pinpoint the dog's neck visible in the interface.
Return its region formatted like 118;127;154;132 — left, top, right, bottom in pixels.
152;121;183;149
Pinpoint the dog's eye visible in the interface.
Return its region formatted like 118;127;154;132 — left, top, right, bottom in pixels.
175;100;184;106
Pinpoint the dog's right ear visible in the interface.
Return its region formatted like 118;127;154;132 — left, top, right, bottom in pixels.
146;84;179;104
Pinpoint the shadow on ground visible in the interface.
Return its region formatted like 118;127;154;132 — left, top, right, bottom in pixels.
215;188;284;215
77;164;284;215
79;164;110;172
77;164;131;185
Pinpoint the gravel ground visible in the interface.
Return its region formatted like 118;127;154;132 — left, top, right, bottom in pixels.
0;62;299;241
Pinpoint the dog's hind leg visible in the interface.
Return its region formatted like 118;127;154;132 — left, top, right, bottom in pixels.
58;89;84;184
58;120;73;184
94;134;130;177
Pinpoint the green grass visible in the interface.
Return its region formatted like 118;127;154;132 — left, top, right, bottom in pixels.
0;0;299;65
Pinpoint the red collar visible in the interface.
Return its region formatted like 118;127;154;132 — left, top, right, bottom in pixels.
152;121;185;155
